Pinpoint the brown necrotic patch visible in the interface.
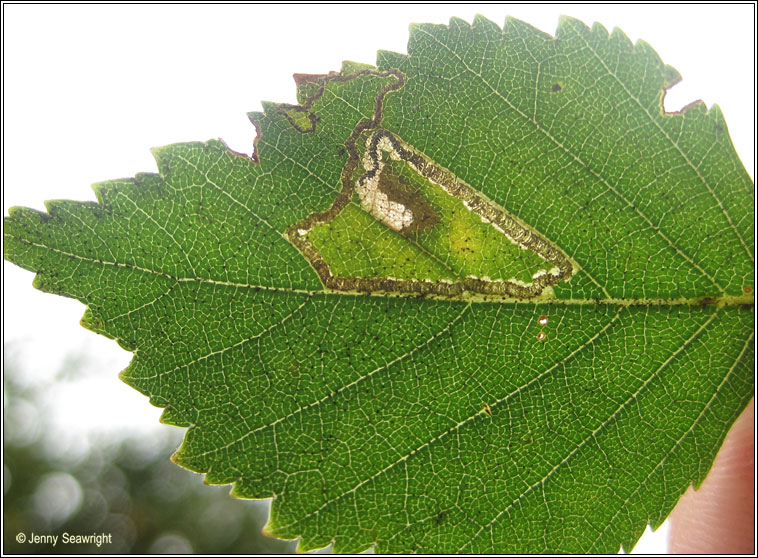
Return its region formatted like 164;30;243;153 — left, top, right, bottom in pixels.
281;69;574;300
376;166;440;234
356;131;440;234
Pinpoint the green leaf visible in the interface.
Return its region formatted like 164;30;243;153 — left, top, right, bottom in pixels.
4;15;754;554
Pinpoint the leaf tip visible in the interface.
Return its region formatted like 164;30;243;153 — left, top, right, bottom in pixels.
260;522;274;539
472;13;500;33
30;273;45;292
6;205;47;224
506;14;553;40
247;110;264;126
447;15;471;29
407;21;428;34
169;450;181;466
292;72;327;87
376;49;407;69
260;100;280;116
90;181;109;205
149;144;174;172
556;14;583;33
340;60;376;74
294;538;326;554
609;24;633;48
80;308;106;335
662;64;682;90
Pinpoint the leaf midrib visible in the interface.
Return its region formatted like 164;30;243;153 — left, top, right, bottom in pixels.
9;231;755;308
271;300;748;553
8;228;755;307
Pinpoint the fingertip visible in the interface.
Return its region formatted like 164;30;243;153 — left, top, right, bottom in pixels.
669;398;754;554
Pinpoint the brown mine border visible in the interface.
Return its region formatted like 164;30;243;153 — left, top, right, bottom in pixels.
280;69;574;299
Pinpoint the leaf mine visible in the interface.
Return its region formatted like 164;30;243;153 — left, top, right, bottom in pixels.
283;70;575;300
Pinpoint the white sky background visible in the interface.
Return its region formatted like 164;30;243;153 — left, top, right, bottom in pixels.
3;4;755;554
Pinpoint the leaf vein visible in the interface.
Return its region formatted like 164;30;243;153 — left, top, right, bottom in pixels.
188;301;473;462
283;305;623;538
572;22;753;263
458;306;722;552
415;26;725;293
588;327;755;551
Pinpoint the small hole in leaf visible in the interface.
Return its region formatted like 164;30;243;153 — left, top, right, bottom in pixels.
538;315;548;326
537;331;546;341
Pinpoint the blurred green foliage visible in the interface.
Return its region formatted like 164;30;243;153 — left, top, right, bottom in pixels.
3;345;296;554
